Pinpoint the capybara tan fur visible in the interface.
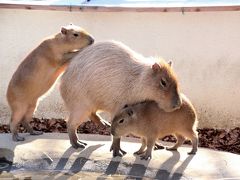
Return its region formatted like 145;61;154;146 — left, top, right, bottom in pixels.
111;93;198;160
7;24;94;141
60;41;182;149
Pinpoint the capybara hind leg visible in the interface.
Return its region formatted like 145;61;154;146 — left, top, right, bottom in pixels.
167;134;185;151
22;104;43;135
187;131;198;155
89;113;111;127
10;108;26;141
134;138;147;155
67;111;88;149
140;138;155;160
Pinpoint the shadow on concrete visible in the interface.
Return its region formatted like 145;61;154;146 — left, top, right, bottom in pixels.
155;151;194;180
48;144;103;180
171;154;194;180
155;151;180;179
127;155;150;179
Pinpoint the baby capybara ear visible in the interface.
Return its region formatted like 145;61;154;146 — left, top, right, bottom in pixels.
152;63;161;73
61;27;68;35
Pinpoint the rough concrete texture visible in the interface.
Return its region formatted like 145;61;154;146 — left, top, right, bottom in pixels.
0;133;239;179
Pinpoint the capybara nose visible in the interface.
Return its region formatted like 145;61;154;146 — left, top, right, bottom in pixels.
111;129;115;136
172;97;182;110
88;36;94;44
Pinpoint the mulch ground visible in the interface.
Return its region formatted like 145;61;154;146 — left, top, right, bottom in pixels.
0;118;239;155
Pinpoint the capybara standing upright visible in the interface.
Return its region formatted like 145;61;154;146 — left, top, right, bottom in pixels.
7;24;94;141
111;93;198;160
60;41;182;148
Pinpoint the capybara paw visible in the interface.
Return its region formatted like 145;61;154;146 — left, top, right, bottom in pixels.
120;148;127;155
71;141;86;149
140;153;151;160
188;151;196;155
77;140;87;146
113;149;126;157
30;130;43;135
166;147;177;151
12;134;25;141
154;143;165;150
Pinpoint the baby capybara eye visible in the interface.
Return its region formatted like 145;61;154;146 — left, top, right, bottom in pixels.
119;119;124;124
160;78;167;88
73;33;79;37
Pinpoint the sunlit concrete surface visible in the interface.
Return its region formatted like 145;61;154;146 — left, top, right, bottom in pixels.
0;133;240;179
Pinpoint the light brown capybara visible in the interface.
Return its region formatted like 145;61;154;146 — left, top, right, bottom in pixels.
60;41;182;149
7;24;94;141
111;93;198;160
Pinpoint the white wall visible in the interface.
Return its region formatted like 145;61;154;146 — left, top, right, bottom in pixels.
0;8;240;128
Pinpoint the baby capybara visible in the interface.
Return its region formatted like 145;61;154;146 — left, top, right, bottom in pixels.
111;93;198;160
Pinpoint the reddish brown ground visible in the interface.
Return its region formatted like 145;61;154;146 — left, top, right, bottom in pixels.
0;118;239;154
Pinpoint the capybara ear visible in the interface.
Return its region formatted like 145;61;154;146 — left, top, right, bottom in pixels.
127;109;134;117
152;63;161;73
168;61;173;67
61;27;68;35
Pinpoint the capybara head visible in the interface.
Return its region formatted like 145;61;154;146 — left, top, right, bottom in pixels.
111;107;136;138
145;60;182;112
60;24;94;50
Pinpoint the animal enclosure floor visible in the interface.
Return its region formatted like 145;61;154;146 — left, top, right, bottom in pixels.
0;133;240;179
0;118;240;154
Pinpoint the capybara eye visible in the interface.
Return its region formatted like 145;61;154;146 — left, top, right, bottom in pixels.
119;119;124;124
73;33;79;37
160;78;167;88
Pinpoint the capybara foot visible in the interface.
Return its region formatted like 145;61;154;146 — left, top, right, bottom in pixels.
188;150;197;155
134;150;145;155
30;130;43;135
110;146;126;157
140;152;151;160
166;147;178;151
12;134;25;141
78;140;87;146
71;140;87;149
154;142;165;150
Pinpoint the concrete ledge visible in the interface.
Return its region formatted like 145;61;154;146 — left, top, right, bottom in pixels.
0;133;240;179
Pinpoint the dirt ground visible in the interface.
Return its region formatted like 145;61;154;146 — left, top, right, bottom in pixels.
0;118;239;154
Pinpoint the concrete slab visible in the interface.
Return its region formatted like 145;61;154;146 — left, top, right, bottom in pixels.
0;133;240;179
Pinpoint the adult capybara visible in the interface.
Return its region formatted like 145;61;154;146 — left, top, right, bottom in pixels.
60;41;182;148
111;93;198;160
7;24;94;141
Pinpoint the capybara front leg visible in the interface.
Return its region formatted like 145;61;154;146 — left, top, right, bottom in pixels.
140;138;155;160
110;137;126;157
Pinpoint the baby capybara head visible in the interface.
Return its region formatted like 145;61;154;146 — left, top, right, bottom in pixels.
146;60;182;112
111;107;136;138
60;24;94;50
